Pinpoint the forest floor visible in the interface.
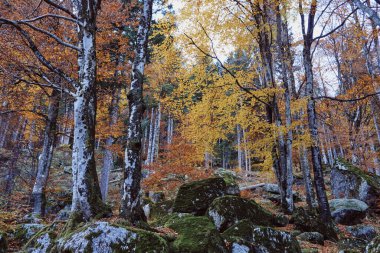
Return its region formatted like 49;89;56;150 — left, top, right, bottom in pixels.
1;168;380;252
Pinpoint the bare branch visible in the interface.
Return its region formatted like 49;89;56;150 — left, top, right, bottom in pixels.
18;21;80;51
42;0;78;20
20;14;83;26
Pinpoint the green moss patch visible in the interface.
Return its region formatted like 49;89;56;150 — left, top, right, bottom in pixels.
165;215;228;253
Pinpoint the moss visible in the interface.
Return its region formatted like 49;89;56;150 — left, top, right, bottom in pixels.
337;158;380;190
222;220;301;253
207;195;277;232
55;222;168;253
149;199;173;223
292;207;338;241
165;215;227;253
173;178;228;215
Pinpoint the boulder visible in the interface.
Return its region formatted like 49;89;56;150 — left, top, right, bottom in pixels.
207;195;286;232
346;225;377;241
164;215;228;253
55;221;168;252
148;191;165;203
297;232;324;245
173;178;235;215
338;237;367;253
23;229;56;253
260;184;303;203
15;223;45;243
222;220;301;253
292;207;338;241
0;232;7;253
331;159;380;207
329;199;369;225
54;205;71;221
367;236;380;253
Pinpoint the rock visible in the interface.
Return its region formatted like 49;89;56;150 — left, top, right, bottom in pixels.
0;232;7;253
331;159;380;207
297;232;324;245
292;207;338;241
301;249;319;253
164;215;228;253
206;195;285;232
346;225;377;241
367;236;380;253
329;199;369;225
148;191;165;203
22;214;42;224
222;220;301;253
55;221;168;252
15;223;45;242
54;205;71;221
173;178;233;215
214;169;241;196
338;237;367;253
260;184;303;203
23;229;56;253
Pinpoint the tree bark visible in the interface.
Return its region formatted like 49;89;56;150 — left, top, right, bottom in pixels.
70;0;108;221
301;0;332;222
32;89;60;216
100;87;121;202
121;0;153;223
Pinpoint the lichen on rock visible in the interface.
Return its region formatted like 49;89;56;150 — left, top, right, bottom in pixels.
329;198;369;225
207;195;283;232
222;220;301;253
55;221;168;253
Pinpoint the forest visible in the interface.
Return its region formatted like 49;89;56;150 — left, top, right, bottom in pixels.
1;0;380;252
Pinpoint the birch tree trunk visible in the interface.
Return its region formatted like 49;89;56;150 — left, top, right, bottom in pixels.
301;0;332;223
276;4;294;213
154;104;161;159
121;0;153;223
70;0;108;221
100;87;121;202
32;89;60;216
146;108;154;165
237;125;243;170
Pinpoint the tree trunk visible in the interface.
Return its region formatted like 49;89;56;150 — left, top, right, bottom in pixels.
154;104;161;159
32;89;60;216
70;0;108;221
146;108;154;165
121;0;153;223
100;87;121;202
303;33;332;223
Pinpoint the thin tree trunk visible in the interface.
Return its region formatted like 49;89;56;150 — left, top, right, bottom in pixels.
100;87;121;202
153;104;161;160
32;89;60;216
121;0;153;223
146;108;154;165
301;0;332;222
237;125;243;170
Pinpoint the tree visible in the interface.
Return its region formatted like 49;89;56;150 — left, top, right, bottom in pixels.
121;0;154;223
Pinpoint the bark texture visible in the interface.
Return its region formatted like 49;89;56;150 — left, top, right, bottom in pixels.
32;89;60;216
121;0;153;223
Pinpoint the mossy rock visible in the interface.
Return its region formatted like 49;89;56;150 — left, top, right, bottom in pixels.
367;235;380;253
165;215;228;253
222;220;301;253
292;207;338;241
54;221;168;253
346;224;377;241
15;223;45;243
338;237;367;253
329;198;368;225
149;200;174;222
0;231;7;253
331;159;380;207
153;212;192;227
172;178;231;215
207;195;284;232
23;227;56;253
297;232;324;245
